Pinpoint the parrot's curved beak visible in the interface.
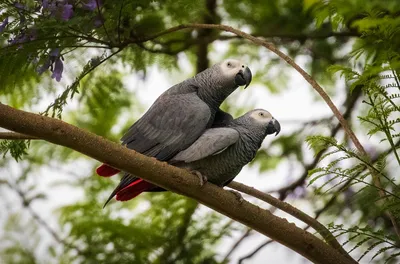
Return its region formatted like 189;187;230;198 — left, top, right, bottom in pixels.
266;118;281;136
234;66;252;89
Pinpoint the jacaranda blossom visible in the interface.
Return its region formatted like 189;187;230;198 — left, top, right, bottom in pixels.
43;1;74;21
61;4;73;21
51;57;64;82
83;0;102;11
0;17;8;33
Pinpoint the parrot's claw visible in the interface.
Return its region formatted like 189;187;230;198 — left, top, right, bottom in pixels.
228;190;244;204
191;170;208;187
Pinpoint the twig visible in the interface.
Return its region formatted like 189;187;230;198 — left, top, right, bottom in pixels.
238;239;274;264
96;0;112;44
6;182;84;255
217;30;360;41
270;86;362;198
117;0;125;44
223;228;254;262
159;201;199;262
228;181;355;261
0;132;38;140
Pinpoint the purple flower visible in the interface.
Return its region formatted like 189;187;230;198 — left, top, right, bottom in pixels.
83;0;101;11
37;59;51;74
61;4;73;21
9;28;37;46
0;17;8;33
45;1;74;21
51;58;63;82
42;0;49;9
14;2;26;10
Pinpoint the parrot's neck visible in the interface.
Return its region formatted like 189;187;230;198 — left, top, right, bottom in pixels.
197;84;238;112
223;130;263;167
189;70;238;112
241;130;265;153
232;122;267;156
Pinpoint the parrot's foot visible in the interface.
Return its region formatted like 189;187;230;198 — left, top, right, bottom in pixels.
191;170;208;187
228;190;244;204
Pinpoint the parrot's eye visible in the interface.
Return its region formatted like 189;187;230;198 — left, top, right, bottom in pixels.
258;112;264;117
227;62;232;67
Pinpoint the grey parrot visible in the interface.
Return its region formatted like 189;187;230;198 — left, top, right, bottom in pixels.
107;109;280;204
96;60;252;200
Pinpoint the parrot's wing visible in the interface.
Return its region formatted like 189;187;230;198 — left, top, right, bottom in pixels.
121;92;211;161
171;127;239;163
211;109;234;128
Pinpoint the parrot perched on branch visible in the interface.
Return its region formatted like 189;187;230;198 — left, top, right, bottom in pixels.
96;59;252;200
103;109;280;206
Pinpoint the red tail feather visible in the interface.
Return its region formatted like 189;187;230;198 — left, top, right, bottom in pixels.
96;164;121;177
116;179;156;201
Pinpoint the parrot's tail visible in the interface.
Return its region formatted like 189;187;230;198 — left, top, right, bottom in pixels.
103;173;156;208
116;179;156;201
96;164;121;177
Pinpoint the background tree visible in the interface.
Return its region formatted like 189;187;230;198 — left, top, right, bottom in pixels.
0;0;399;263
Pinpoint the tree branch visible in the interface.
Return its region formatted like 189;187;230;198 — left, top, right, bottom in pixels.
0;132;38;140
0;102;355;264
270;85;362;198
217;31;360;41
222;228;254;262
228;181;354;261
238;239;274;264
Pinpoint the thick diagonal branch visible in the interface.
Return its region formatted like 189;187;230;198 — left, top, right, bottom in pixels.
228;181;354;261
0;102;355;264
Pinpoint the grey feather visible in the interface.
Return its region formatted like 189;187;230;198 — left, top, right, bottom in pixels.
122;92;211;160
172;109;281;186
171;127;239;163
211;109;234;128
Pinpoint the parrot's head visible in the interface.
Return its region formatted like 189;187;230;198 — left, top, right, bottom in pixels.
248;109;281;136
217;59;252;89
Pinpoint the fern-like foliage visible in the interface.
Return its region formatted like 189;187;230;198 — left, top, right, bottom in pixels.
306;68;400;261
330;224;400;263
306;1;400;262
0;140;30;162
